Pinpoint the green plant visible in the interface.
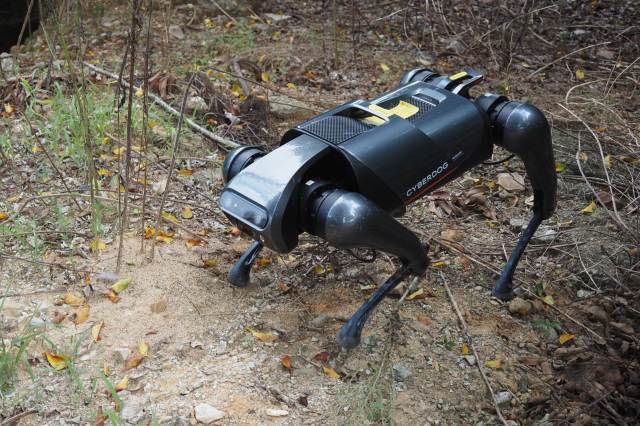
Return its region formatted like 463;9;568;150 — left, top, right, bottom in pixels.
533;319;560;339
437;336;456;351
0;299;39;394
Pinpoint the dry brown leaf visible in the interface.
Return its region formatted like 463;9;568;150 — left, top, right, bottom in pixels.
106;290;121;303
281;355;293;371
144;226;156;239
313;351;330;363
440;228;462;242
124;353;145;370
51;311;67;324
559;334;575;345
73;304;90;325
177;169;193;177
416;314;431;327
202;258;218;268
185;238;203;248
103;361;110;376
406;288;426;301
277;281;291;294
228;226;241;236
115;375;129;391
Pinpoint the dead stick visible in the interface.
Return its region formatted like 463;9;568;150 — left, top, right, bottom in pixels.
440;272;509;426
81;62;239;151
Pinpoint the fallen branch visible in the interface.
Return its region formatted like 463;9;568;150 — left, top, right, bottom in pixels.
81;62;239;151
440;272;509;426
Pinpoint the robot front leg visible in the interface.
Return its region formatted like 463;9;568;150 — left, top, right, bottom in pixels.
306;187;429;349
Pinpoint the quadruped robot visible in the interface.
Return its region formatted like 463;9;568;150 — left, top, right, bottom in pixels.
219;68;557;349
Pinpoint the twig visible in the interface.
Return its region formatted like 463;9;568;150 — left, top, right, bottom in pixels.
15;0;36;49
440;272;509;426
82;62;239;151
528;41;612;77
0;409;37;426
151;73;197;260
0;252;93;274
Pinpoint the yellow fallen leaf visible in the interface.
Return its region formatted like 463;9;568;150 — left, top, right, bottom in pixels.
162;211;178;223
97;168;113;177
542;295;555;306
113;146;125;156
91;321;104;342
64;292;85;306
156;234;173;244
181;207;193;219
103;361;109;376
323;366;341;380
0;212;9;221
486;180;496;190
111;277;132;294
485;359;503;370
379;63;390;73
575;69;585;80
138;341;149;357
31;144;43;153
555;162;565;173
185;238;203;248
247;327;277;343
581;201;596;214
286;82;296;89
406;288;425;301
115;375;129;391
45;352;67;370
559;333;575;345
74;304;90;325
604;154;612;168
257;257;272;268
144;226;156;239
135;87;144;98
228;226;241;236
579;151;588;162
230;83;242;97
461;343;470;355
203;258;218;268
4;103;14;114
177;169;193;177
125;353;145;370
90;238;107;253
432;261;446;268
281;355;293;371
261;71;270;82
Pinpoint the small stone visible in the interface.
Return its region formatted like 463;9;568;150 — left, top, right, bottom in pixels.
121;400;142;422
440;228;462;242
194;404;224;424
444;37;465;54
532;226;557;243
508;297;532;316
310;315;329;328
509;218;526;230
152;177;168;194
186;96;207;112
265;409;289;417
497;173;525;192
585;305;608;324
168;24;185;40
495;391;512;406
263;13;291;23
392;364;412;381
540;361;553;376
191;340;204;349
463;355;476;366
577;289;594;299
113;347;130;362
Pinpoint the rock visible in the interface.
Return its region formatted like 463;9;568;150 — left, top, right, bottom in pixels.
168;25;185;40
392;364;412;381
540;361;553;376
186;96;208;112
264;13;291;23
121;400;142;423
495;391;512;406
268;95;313;119
113;347;130;363
152;177;168;194
265;408;289;417
1;53;14;77
509;218;527;230
508;297;532;316
310;315;329;328
194;404;224;424
577;289;594;299
440;228;462;242
532;226;557;243
497;173;525;192
545;327;559;343
444;37;465;54
585;305;608;324
462;355;476;366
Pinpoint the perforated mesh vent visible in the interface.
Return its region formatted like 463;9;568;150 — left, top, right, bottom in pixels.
299;116;373;145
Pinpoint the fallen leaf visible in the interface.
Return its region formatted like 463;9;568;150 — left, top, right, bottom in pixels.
261;71;270;82
124;353;145;370
485;359;503;370
313;351;330;363
202;258;218;268
185;238;203;248
559;334;575;345
281;355;293;371
156;233;173;244
323;366;341;380
604;154;612;168
90;238;107;253
45;352;67;370
228;226;241;236
103;361;110;376
581;201;596;214
73;304;90;325
111;277;132;294
579;151;588;162
144;226;156;239
257;257;272;268
497;173;525;192
138;341;149;357
0;212;9;221
135;87;144;98
247;327;277;343
177;168;193;177
440;228;462;242
277;281;291;293
168;24;184;40
286;82;296;89
379;63;390;72
115;375;129;391
542;295;555;306
555;162;566;173
406;288;426;300
106;290;121;303
181;207;193;219
64;292;85;306
113;146;125;156
161;211;178;223
575;69;585;80
4;103;14;115
431;261;446;268
91;321;104;342
416;314;431;327
461;343;470;355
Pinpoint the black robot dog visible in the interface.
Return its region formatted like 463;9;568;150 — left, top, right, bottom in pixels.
219;68;557;349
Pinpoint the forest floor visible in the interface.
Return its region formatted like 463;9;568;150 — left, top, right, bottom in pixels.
1;1;639;425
